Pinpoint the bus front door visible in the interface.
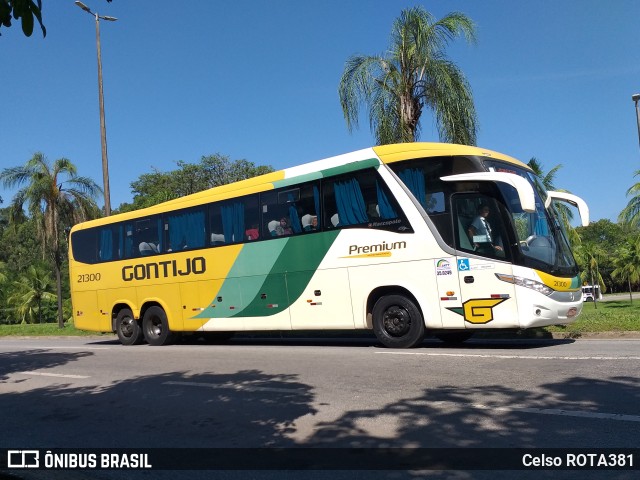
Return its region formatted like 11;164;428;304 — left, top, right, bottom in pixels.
449;192;519;329
455;256;518;329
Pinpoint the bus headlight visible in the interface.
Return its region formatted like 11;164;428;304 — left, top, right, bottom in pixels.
495;273;553;296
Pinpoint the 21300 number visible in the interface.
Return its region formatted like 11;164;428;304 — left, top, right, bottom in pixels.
77;273;101;283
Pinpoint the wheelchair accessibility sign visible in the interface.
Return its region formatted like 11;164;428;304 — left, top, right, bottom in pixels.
457;258;470;271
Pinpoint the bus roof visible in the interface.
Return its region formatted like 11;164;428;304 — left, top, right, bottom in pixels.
71;142;530;230
373;142;529;168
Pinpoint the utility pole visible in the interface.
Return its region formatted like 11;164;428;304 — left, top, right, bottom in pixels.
75;1;118;216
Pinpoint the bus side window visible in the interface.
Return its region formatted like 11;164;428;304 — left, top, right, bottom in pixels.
209;194;259;245
165;208;206;251
97;226;119;261
261;181;320;238
323;169;408;231
71;228;98;264
135;217;162;256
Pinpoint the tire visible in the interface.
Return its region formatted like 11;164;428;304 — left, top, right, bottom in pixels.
142;306;174;346
115;308;143;346
435;331;473;345
372;294;425;348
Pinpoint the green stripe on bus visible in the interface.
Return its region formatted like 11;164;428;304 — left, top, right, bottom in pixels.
193;230;340;319
234;230;340;317
272;172;323;189
318;158;379;178
192;240;287;319
272;158;380;190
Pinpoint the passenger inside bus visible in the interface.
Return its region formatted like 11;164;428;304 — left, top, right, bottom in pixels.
276;217;293;236
139;241;158;255
467;204;504;256
301;214;318;231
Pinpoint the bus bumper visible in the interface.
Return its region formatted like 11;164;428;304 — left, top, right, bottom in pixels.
516;288;583;329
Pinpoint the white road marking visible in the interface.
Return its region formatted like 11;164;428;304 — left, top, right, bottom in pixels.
377;351;640;360
164;380;303;394
18;371;90;379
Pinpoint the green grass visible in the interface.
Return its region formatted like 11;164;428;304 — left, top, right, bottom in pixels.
545;300;640;336
0;322;107;337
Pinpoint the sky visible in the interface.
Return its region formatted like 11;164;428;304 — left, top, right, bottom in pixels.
1;0;639;223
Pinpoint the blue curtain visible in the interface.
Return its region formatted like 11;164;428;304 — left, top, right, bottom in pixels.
124;224;134;258
168;211;205;250
117;225;124;259
99;228;113;261
334;178;368;226
313;185;320;219
399;168;428;210
287;193;302;234
156;219;163;252
376;181;397;220
221;202;245;243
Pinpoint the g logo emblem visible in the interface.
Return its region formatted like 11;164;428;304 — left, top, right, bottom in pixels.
462;298;506;324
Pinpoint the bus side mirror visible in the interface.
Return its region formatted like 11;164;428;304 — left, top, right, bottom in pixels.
440;172;536;213
544;191;589;227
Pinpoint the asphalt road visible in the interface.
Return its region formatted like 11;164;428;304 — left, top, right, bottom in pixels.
1;335;638;480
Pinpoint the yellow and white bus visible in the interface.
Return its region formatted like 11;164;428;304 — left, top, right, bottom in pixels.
69;143;589;348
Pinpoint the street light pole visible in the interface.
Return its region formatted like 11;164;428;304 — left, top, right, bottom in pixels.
633;94;640;151
75;1;117;216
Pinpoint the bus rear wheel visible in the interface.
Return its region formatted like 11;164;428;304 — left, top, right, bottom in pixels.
372;294;425;348
142;306;174;346
115;308;143;346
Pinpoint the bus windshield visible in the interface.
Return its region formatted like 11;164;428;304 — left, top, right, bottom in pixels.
483;159;578;277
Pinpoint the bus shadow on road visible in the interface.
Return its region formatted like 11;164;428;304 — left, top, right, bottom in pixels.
83;332;576;350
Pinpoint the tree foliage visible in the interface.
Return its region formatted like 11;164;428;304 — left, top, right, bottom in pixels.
7;262;56;324
574;242;607;293
575;220;638;293
611;234;640;301
0;214;57;324
0;0;113;37
0;153;101;327
618;169;640;228
116;154;274;212
0;0;45;37
339;6;477;145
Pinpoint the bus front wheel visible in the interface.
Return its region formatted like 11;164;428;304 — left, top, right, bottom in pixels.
372;294;425;348
115;308;143;346
142;306;174;346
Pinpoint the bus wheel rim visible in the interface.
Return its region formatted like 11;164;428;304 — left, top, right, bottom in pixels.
121;318;135;338
382;306;411;337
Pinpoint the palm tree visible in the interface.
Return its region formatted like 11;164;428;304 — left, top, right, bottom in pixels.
611;234;640;303
619;170;640;227
0;261;7;320
7;264;57;324
527;157;562;191
575;242;607;300
0;153;101;328
339;6;477;146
